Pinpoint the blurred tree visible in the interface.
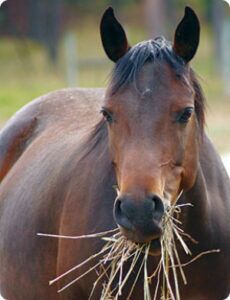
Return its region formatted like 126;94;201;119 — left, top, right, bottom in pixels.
212;0;230;93
144;0;167;38
0;0;63;63
63;0;139;12
28;0;63;63
212;0;224;63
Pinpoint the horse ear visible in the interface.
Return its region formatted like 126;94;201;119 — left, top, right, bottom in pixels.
100;7;130;62
173;6;200;63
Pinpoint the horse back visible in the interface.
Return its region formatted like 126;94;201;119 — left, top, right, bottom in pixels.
0;88;104;182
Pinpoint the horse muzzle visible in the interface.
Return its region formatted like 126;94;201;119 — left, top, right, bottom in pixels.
113;193;165;247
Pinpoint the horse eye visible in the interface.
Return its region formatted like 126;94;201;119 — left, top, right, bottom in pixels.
176;107;194;124
100;108;113;123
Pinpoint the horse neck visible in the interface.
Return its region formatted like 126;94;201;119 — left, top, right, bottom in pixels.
58;123;117;236
181;134;230;249
182;166;211;244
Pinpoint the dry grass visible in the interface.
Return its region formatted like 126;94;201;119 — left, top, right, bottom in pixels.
38;199;220;300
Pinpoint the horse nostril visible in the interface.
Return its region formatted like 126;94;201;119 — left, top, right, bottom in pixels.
114;199;133;231
150;194;164;220
114;199;122;216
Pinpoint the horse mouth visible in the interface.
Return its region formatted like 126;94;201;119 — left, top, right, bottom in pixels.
118;225;162;256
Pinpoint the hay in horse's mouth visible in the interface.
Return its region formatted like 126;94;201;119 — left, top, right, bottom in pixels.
38;202;220;300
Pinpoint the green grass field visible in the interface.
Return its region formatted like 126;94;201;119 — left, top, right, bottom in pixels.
0;20;229;154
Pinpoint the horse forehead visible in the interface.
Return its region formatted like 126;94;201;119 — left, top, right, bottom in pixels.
109;86;185;116
104;62;194;120
107;62;190;107
137;61;188;93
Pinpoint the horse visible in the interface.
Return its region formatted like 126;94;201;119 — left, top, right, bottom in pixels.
0;6;229;300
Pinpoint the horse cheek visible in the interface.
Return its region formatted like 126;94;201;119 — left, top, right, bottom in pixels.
181;128;199;191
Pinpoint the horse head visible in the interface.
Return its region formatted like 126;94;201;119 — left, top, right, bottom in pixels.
100;7;204;251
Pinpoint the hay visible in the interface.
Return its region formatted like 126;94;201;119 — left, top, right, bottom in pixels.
38;198;220;299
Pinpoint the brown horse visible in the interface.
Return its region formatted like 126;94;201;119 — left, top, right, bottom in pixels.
0;6;229;300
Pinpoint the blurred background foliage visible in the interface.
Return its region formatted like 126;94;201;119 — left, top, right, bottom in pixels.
0;0;229;153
